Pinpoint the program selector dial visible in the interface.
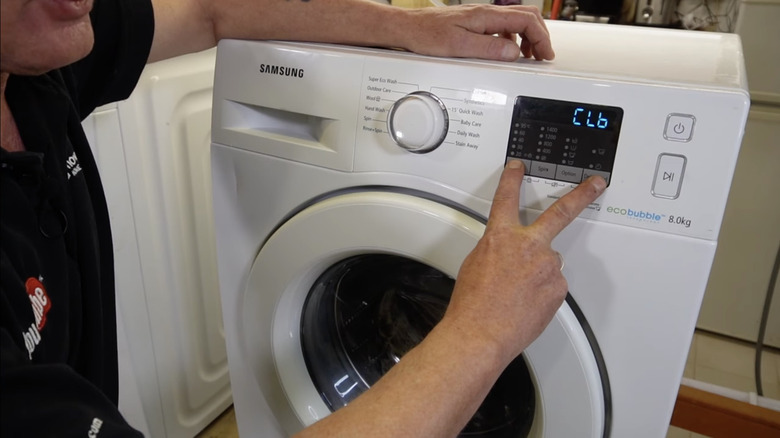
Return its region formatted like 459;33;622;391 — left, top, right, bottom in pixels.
387;91;449;153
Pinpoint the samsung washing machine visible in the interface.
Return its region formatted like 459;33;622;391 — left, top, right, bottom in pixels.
210;21;749;437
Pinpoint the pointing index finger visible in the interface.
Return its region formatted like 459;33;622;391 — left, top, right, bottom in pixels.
531;176;607;242
486;160;526;229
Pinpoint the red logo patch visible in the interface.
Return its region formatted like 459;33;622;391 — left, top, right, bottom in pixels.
26;277;51;331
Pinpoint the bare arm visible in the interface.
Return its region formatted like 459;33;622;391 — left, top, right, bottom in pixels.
148;0;554;63
294;163;607;438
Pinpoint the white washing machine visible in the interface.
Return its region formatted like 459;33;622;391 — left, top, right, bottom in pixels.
83;49;231;437
210;21;749;437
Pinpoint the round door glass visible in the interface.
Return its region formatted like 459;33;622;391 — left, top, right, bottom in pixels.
301;254;535;437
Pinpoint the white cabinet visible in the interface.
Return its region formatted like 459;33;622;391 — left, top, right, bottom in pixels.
698;105;780;347
83;48;230;438
734;0;780;105
697;0;780;347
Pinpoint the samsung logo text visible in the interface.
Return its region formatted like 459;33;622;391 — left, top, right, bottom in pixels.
259;64;305;78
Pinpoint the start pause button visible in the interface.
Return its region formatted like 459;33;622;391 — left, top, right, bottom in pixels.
652;154;687;199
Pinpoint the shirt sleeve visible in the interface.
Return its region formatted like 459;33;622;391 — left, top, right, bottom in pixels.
66;0;156;119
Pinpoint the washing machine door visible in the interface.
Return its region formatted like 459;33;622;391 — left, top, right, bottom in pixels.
243;191;608;437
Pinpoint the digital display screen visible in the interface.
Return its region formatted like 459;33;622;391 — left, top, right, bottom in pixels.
505;96;623;185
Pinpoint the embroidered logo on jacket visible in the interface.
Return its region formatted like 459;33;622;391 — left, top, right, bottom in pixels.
23;277;51;359
65;151;82;180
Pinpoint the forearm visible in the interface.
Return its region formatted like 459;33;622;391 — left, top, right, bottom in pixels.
294;316;506;438
149;0;408;63
210;0;408;49
149;0;554;64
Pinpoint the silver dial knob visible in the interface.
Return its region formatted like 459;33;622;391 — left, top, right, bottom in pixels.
387;91;449;153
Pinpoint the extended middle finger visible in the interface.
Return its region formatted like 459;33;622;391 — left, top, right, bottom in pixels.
530;176;607;242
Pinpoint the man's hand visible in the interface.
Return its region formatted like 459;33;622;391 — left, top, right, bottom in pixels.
400;4;554;61
444;160;605;366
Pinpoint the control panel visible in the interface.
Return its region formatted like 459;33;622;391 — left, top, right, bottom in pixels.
505;96;622;186
212;38;750;240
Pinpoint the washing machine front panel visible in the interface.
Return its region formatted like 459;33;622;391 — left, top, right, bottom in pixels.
242;192;606;437
211;140;718;438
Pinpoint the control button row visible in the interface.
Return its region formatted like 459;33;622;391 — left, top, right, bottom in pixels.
509;158;611;185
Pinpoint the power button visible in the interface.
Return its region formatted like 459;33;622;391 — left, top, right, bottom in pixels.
664;114;695;142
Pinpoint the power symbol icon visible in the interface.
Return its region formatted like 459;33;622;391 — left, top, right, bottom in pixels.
665;114;695;142
664;113;696;142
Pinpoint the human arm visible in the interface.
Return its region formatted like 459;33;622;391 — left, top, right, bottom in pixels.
293;161;606;438
147;0;554;64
